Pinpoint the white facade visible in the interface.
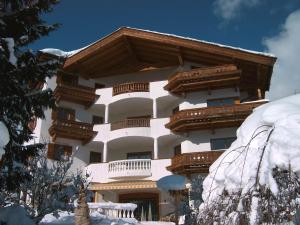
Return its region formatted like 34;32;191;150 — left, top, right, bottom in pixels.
33;62;253;220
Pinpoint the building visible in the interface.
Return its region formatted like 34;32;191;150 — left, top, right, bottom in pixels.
36;27;276;221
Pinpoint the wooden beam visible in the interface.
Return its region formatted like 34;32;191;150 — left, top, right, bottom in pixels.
123;36;139;65
176;46;184;66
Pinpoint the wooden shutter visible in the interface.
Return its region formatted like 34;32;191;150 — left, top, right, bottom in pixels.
47;143;55;160
51;109;58;120
47;143;72;160
64;145;72;156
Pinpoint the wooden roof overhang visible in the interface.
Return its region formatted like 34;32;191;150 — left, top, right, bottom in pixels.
63;27;276;93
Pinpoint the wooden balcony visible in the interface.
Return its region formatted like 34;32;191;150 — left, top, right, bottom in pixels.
166;101;266;132
167;151;224;174
113;82;149;96
49;120;97;144
164;64;241;94
54;83;99;108
111;118;151;131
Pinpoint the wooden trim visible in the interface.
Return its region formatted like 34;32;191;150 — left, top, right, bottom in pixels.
64;28;276;70
47;143;72;160
111;118;150;131
112;82;149;96
165;64;241;94
49;120;97;144
166;101;267;132
89;181;157;190
167;151;224;174
54;83;99;108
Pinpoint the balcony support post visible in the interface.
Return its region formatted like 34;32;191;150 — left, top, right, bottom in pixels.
153;98;157;119
105;104;109;123
103;142;108;163
154;138;158;159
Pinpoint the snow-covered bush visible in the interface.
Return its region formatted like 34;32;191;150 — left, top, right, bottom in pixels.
18;148;89;223
198;94;300;225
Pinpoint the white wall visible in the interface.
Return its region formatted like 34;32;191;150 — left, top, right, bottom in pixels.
179;88;240;110
181;127;237;153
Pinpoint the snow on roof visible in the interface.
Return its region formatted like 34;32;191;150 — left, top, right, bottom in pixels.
39;48;84;58
124;27;276;58
40;27;275;60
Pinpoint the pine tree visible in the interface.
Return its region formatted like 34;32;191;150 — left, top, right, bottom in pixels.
0;0;62;194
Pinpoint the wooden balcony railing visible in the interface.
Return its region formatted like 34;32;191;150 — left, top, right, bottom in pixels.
49;119;97;144
111;118;151;131
164;64;241;94
54;83;99;108
166;101;266;132
112;82;149;96
167;151;224;174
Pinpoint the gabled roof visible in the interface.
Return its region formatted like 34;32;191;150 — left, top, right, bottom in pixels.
61;27;276;91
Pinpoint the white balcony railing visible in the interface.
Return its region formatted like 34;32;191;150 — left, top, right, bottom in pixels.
88;202;137;219
108;159;152;179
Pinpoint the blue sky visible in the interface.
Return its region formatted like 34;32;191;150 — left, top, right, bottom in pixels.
31;0;300;53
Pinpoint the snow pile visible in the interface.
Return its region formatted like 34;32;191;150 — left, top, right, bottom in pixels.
40;211;138;225
0;206;35;225
0;121;10;158
199;94;300;223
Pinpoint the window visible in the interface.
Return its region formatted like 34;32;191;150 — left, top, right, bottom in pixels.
127;152;152;160
172;106;179;114
174;145;181;156
60;74;78;86
89;151;102;164
210;137;236;150
54;107;75;121
92;116;103;125
47;143;72;161
95;83;105;89
207;97;238;107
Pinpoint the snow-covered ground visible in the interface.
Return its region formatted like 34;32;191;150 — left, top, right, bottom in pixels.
39;211;175;225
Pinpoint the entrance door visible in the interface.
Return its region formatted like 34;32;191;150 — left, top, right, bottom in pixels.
119;193;159;221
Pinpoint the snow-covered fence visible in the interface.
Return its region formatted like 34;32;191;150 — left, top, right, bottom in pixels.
88;202;137;219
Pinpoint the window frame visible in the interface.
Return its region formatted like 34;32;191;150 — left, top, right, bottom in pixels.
210;137;236;150
127;151;153;160
89;151;102;164
207;97;240;107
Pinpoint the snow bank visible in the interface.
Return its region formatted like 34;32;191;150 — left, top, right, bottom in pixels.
201;94;300;204
40;211;138;225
